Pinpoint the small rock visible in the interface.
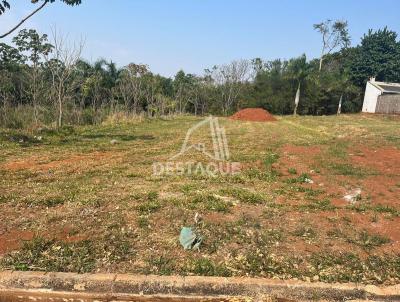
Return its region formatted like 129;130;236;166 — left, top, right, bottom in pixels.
194;212;202;224
312;275;319;281
304;178;314;184
344;188;362;203
110;139;118;145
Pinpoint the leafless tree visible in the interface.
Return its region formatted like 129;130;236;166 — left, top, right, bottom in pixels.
313;19;350;71
208;59;251;115
44;29;84;127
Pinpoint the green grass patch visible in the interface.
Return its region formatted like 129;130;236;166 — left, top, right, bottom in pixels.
347;230;390;249
298;199;336;211
186;258;232;277
220;187;267;204
190;193;232;213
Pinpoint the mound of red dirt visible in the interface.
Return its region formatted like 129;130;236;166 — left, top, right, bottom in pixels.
230;108;277;122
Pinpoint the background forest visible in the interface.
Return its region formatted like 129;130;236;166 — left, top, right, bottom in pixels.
1;19;400;129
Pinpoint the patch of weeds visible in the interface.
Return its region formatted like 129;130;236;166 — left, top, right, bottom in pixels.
180;183;202;194
25;196;67;208
43;196;66;207
137;200;161;214
144;255;175;275
309;252;400;283
299;199;336;211
220;187;267;204
346;203;399;216
348;230;390;249
372;204;399;216
288;167;297;175
290;185;324;197
191;194;231;213
186;258;231;277
244;168;277;181
1;237;96;273
328;163;371;177
259;229;284;246
137;216;150;228
126;173;141;178
286;173;312;184
341;216;353;225
263;204;286;219
292;226;317;240
328;141;349;159
0;194;10;204
136;191;161;214
309;253;363;283
237;251;301;278
264;151;279;169
326;228;345;239
346;203;369;213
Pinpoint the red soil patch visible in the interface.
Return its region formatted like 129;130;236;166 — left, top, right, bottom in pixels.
230;108;277;122
350;146;400;175
0;226;88;255
0;230;34;254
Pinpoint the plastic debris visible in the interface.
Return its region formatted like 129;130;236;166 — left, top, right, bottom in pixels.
179;227;202;250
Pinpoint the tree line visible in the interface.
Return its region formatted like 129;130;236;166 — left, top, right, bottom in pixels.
1;21;400;128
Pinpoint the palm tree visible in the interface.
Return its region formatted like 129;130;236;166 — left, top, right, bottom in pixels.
287;54;311;115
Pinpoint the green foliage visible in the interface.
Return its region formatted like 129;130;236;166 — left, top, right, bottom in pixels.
0;0;81;16
347;27;400;86
1;24;400;128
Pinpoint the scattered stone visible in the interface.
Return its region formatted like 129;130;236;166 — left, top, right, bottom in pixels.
110;139;118;145
194;212;202;224
304;178;314;184
344;188;362;203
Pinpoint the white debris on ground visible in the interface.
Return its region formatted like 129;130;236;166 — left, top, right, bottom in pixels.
343;188;362;203
304;178;314;184
110;139;118;145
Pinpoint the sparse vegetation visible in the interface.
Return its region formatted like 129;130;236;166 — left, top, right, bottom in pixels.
0;115;399;285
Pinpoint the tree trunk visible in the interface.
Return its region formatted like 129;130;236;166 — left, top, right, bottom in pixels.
337;94;343;115
294;82;300;115
319;47;325;72
57;85;63;128
319;57;323;72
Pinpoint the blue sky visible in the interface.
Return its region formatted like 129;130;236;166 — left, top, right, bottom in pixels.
1;0;400;77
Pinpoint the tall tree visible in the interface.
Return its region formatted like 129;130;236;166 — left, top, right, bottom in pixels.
314;19;350;71
44;30;84;127
347;27;400;86
207;59;251;115
13;29;53;123
287;54;311;115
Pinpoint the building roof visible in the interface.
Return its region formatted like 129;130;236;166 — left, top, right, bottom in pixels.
370;80;400;94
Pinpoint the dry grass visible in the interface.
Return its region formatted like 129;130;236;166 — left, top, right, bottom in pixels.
0;114;399;284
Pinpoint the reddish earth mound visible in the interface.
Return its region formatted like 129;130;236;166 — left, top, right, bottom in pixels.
230;108;276;122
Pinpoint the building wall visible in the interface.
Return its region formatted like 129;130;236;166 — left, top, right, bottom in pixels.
376;94;400;114
362;82;382;113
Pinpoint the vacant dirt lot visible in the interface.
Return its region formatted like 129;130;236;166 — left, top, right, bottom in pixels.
0;114;399;284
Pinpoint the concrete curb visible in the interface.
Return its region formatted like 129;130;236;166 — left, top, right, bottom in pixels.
0;271;399;301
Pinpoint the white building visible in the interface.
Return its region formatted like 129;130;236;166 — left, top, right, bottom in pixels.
362;78;400;114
